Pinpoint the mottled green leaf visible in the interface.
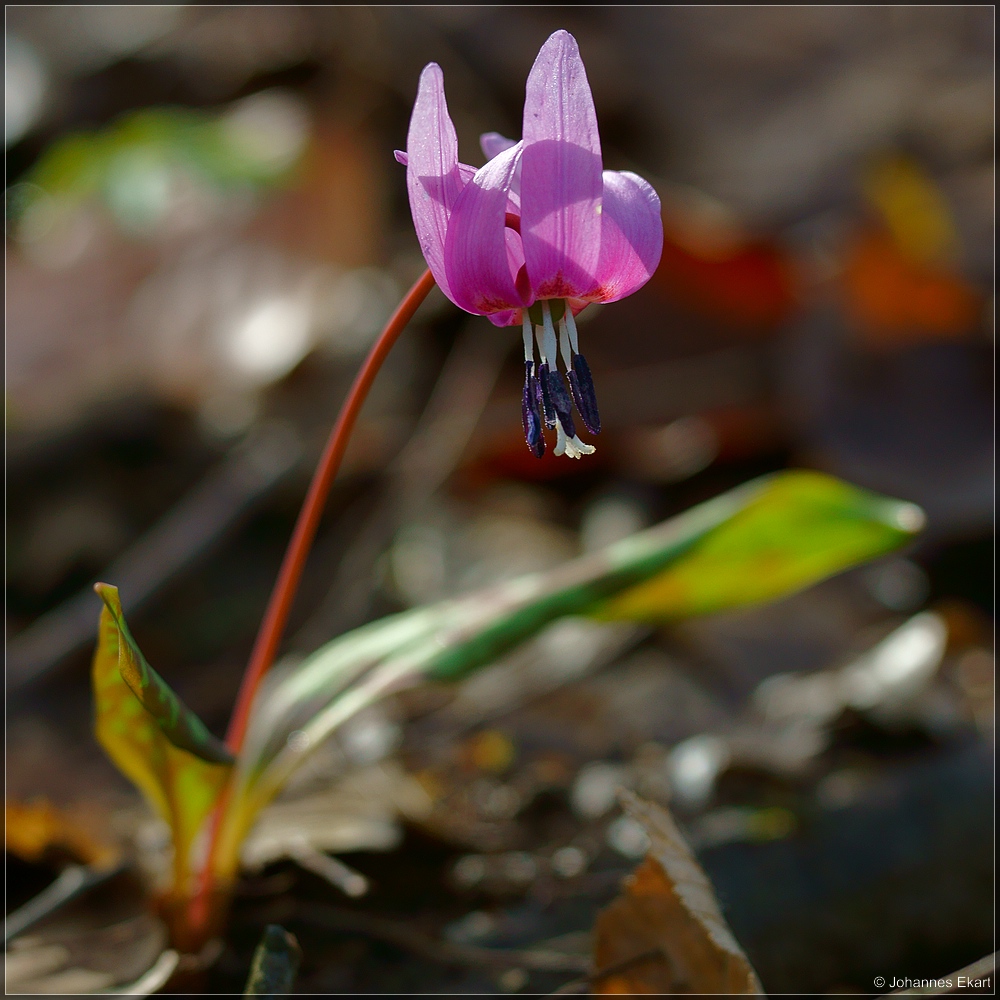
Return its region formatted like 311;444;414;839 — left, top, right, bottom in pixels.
95;584;233;765
91;587;231;885
237;471;921;808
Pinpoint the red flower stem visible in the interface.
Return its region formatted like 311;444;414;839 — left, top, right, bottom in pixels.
224;267;436;754
185;269;436;942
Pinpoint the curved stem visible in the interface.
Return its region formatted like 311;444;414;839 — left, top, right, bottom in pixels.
184;268;436;943
225;267;436;754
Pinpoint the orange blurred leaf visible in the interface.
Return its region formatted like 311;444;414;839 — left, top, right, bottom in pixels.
843;228;981;346
593;791;763;995
653;223;798;333
5;799;119;869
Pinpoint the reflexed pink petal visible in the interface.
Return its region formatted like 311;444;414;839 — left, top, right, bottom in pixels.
405;64;472;302
444;142;529;316
393;150;408;165
520;30;603;299
480;132;517;160
586;170;663;303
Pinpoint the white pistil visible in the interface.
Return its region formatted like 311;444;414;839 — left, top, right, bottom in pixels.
564;306;580;355
554;417;595;459
563;431;596;459
540;301;559;370
522;312;534;362
553;420;568;456
558;316;573;371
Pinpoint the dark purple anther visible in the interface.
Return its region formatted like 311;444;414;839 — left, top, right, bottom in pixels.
545;368;577;439
532;364;544;418
567;352;601;435
521;361;545;457
537;362;557;429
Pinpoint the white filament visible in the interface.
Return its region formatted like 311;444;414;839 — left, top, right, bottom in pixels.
540;301;559;369
522;312;534;362
534;324;547;364
558;316;573;370
564;306;580;354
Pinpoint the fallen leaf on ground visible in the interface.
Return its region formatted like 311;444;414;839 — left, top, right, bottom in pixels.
5;798;120;869
5;913;167;995
593;790;764;995
241;761;432;871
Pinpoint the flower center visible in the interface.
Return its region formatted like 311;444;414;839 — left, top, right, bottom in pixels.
520;299;601;460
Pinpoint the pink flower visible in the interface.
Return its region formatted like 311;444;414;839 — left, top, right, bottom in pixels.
396;30;663;458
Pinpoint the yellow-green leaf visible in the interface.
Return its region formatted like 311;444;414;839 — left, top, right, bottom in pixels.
592;471;923;621
92;590;231;886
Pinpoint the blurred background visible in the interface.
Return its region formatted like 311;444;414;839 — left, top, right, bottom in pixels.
5;6;994;995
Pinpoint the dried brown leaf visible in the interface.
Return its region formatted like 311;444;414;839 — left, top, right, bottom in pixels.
5;913;167;994
593;790;764;995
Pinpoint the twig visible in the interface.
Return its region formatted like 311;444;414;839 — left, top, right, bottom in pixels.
547;947;664;995
100;950;180;997
286;837;369;898
275;901;591;973
4;862;126;943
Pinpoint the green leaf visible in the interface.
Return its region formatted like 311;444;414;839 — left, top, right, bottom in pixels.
243;924;302;997
91;587;231;885
236;471;921;808
95;584;233;765
15;105;301;231
23;132;106;205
